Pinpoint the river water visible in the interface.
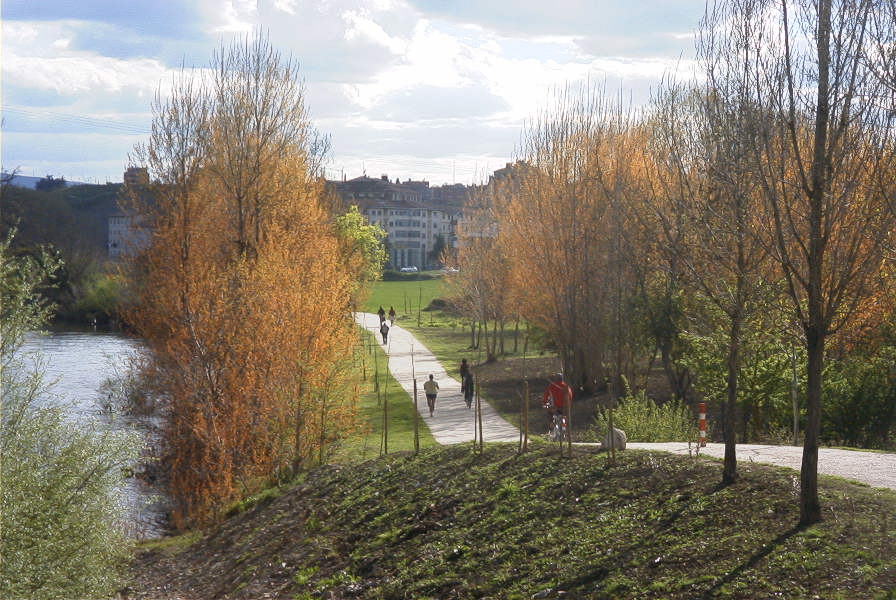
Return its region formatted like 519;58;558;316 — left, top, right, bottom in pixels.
19;328;167;539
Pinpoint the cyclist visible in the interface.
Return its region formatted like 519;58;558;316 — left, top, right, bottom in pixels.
542;373;572;434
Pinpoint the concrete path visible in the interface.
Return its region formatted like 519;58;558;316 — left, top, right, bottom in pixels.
356;313;895;492
625;442;896;492
355;313;519;444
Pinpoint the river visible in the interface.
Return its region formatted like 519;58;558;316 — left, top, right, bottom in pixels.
20;328;167;539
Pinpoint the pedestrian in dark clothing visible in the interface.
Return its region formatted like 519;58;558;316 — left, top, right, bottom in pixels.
388;306;396;325
462;372;474;409
460;358;474;409
380;321;389;344
377;306;386;324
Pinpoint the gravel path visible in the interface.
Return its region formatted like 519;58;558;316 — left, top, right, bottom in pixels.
357;313;896;492
626;442;896;491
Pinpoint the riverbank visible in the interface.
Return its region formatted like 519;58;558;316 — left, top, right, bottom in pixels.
21;329;167;538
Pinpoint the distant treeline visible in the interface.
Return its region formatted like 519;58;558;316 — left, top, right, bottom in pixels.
1;177;124;325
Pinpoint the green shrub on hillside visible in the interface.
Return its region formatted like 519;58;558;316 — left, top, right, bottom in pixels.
596;390;697;442
0;235;139;599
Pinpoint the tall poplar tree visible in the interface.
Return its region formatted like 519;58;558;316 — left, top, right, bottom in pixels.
125;34;359;525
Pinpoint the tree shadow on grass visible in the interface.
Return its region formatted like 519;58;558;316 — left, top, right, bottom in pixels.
700;525;803;598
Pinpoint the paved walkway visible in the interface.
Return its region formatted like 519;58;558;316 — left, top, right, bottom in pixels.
356;313;896;492
356;313;519;444
625;443;896;492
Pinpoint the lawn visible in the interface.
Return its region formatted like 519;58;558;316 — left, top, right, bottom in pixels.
360;277;554;434
132;444;896;600
361;275;446;322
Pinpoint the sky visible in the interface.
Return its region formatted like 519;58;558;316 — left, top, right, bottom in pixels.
1;0;705;186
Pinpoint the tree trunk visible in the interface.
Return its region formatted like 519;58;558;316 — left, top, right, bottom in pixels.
791;346;799;446
722;314;740;484
800;0;831;527
801;325;823;525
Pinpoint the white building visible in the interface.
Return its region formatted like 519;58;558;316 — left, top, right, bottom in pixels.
332;175;454;270
107;210;151;259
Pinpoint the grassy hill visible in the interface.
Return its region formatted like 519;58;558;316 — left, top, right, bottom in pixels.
128;444;895;599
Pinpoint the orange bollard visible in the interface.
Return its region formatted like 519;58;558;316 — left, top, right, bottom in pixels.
698;402;707;447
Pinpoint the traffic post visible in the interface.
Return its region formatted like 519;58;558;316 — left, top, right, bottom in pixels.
698;402;707;447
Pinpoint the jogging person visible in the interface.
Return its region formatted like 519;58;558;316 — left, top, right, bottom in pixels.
542;373;572;433
423;374;440;417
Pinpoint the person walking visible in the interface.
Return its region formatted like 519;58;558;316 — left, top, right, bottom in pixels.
388;306;396;325
423;374;440;417
377;306;386;324
460;358;474;409
380;320;390;344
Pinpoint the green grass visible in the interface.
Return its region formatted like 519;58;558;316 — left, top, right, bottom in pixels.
133;445;896;599
363;277;533;379
361;276;446;321
362;277;476;382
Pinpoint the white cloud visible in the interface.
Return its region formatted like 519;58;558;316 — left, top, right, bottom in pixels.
4;54;168;95
274;0;298;15
342;9;408;54
205;0;257;33
2;0;708;185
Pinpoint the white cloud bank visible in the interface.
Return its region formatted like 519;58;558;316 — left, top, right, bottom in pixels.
2;0;704;185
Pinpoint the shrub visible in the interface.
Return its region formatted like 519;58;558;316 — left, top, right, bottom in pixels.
594;390;698;442
73;271;122;324
822;350;896;450
381;269;436;281
0;235;139;599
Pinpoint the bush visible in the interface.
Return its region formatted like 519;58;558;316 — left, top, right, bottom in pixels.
594;390;698;442
381;269;437;281
0;235;139;599
822;350;896;450
72;271;123;325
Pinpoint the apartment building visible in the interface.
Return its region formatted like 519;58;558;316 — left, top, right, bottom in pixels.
331;174;455;270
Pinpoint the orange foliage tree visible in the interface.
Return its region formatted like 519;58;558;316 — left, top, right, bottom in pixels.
446;184;517;362
700;0;896;524
494;87;650;394
123;35;360;526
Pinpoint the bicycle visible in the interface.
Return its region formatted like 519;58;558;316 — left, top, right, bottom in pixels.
545;405;568;442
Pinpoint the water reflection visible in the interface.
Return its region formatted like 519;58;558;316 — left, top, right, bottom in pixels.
21;329;167;538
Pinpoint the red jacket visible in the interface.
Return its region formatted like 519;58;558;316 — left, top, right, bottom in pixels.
542;381;572;409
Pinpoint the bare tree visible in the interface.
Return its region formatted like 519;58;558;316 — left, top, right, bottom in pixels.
700;0;896;524
496;85;647;393
648;82;776;484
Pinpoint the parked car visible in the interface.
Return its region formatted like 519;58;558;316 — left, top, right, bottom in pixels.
400;266;418;273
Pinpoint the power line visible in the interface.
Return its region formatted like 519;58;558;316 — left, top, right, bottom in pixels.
2;106;151;135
